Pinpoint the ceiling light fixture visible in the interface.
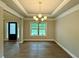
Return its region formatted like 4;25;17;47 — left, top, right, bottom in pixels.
33;0;47;22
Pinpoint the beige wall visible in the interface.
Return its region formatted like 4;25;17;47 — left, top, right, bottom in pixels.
0;7;3;57
23;18;56;41
56;9;79;57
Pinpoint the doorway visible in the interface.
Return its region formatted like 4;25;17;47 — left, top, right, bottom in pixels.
8;22;17;41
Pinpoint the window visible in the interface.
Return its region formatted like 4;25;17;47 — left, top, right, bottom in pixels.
6;23;19;39
31;23;38;36
31;22;47;36
10;23;16;34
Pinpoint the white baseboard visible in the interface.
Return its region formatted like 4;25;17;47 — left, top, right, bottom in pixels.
4;39;8;41
55;40;77;58
2;56;4;58
19;40;23;43
24;39;55;42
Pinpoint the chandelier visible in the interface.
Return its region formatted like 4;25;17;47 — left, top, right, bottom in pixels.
33;0;47;22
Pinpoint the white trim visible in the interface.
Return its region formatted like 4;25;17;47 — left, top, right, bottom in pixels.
0;0;23;18
55;40;78;58
24;18;55;21
19;40;23;43
24;39;54;42
2;56;4;58
4;39;8;41
57;4;79;19
52;0;71;15
20;19;24;44
12;0;28;16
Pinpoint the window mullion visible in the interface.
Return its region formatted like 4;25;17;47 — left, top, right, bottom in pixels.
38;23;39;36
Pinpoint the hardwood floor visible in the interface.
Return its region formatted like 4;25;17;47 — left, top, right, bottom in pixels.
4;41;71;58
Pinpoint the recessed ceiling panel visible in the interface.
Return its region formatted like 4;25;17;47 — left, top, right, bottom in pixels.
1;0;79;18
18;0;64;14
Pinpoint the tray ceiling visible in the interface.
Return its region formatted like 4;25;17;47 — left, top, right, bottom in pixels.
1;0;79;17
18;0;63;14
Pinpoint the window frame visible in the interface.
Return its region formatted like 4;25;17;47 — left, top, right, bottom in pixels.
6;22;20;39
30;21;47;37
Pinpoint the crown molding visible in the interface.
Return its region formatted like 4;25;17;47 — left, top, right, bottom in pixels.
0;0;23;18
51;0;71;16
56;4;79;19
12;0;28;16
24;17;55;21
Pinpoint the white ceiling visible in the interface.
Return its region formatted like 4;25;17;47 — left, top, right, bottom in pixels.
1;0;79;18
18;0;63;14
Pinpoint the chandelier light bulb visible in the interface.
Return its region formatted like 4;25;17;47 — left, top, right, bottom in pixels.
33;16;38;21
41;18;44;21
35;18;38;21
38;14;42;18
44;16;47;20
33;16;37;19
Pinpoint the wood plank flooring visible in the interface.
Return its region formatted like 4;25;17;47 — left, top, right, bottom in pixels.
4;41;71;58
